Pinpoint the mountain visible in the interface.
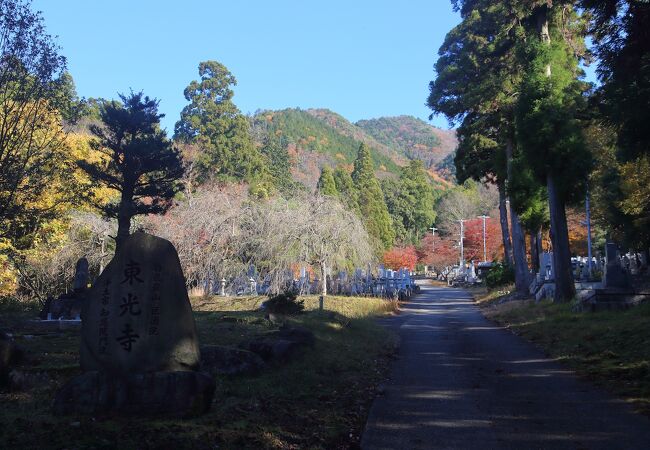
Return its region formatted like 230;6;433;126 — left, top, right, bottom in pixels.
250;108;456;188
356;115;457;179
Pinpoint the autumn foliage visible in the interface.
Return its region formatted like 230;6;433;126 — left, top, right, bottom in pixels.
383;246;418;270
417;216;503;269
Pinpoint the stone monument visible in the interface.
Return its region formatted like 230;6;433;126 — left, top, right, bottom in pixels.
604;242;631;289
53;232;214;416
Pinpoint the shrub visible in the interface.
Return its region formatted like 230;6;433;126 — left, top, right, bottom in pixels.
485;263;515;288
265;290;304;315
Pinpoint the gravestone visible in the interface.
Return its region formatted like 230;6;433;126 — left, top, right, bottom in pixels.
73;257;90;292
604;242;631;289
43;257;90;319
540;252;554;280
55;232;214;416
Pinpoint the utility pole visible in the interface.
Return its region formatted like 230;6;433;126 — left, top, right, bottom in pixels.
478;215;490;262
429;226;438;275
429;226;438;252
458;219;465;268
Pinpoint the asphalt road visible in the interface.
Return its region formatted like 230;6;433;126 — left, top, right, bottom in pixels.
361;284;650;450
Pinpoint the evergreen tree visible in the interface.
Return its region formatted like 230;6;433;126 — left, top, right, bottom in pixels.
382;160;437;244
515;3;590;301
174;61;267;183
333;167;359;213
80;92;183;250
581;1;650;248
351;143;395;249
317;166;338;196
428;0;532;293
260;133;297;193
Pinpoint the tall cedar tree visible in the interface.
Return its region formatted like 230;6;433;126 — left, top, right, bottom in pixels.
515;3;590;301
174;61;267;184
581;1;650;248
382;160;437;244
317;167;338;196
259;133;297;193
80;92;183;250
428;0;532;293
333;167;360;213
351;143;395;250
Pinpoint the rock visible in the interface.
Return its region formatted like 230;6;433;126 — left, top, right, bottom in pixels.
49;293;84;320
244;325;315;363
1;331;23;387
52;370;215;417
7;369;50;391
200;345;265;376
247;338;301;362
80;232;200;374
274;325;315;346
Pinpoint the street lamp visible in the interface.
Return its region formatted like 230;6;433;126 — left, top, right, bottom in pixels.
429;226;438;252
458;219;465;268
477;215;490;262
429;226;438;274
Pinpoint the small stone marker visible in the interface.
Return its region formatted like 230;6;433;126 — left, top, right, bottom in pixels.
73;257;89;292
55;232;214;417
604;242;631;289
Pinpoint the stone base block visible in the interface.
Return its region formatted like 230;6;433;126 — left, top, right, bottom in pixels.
53;370;215;417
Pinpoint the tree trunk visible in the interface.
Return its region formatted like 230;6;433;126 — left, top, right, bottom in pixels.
536;228;543;270
547;174;575;301
115;186;133;252
510;206;531;294
534;5;574;301
530;233;540;273
319;261;327;311
320;261;328;297
498;184;514;266
505;139;531;294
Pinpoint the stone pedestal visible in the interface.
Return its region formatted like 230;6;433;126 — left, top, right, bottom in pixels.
53;371;214;417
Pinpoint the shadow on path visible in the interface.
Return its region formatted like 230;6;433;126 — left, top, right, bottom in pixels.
361;285;650;449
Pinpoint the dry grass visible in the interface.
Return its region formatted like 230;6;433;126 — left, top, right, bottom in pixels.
478;294;650;416
0;295;399;449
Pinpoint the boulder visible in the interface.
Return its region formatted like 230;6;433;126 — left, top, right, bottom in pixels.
245;326;315;363
246;338;302;362
274;325;315;346
80;232;200;374
200;345;265;376
52;370;215;417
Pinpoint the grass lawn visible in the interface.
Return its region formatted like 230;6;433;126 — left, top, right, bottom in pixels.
0;295;399;449
478;292;650;415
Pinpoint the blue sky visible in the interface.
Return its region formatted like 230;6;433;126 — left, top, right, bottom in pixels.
32;0;461;134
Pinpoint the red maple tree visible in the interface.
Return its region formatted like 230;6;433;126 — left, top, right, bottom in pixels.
383;246;418;270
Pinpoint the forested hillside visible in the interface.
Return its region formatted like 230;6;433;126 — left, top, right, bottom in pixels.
250;108;456;187
356;116;457;172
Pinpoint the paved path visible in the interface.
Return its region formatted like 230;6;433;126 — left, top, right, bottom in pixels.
361;285;650;449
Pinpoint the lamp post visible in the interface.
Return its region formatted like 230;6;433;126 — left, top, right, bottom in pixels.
477;215;490;262
458;219;465;268
429;226;438;274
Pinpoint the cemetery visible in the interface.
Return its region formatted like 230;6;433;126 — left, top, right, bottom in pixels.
0;233;402;447
2;0;650;447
